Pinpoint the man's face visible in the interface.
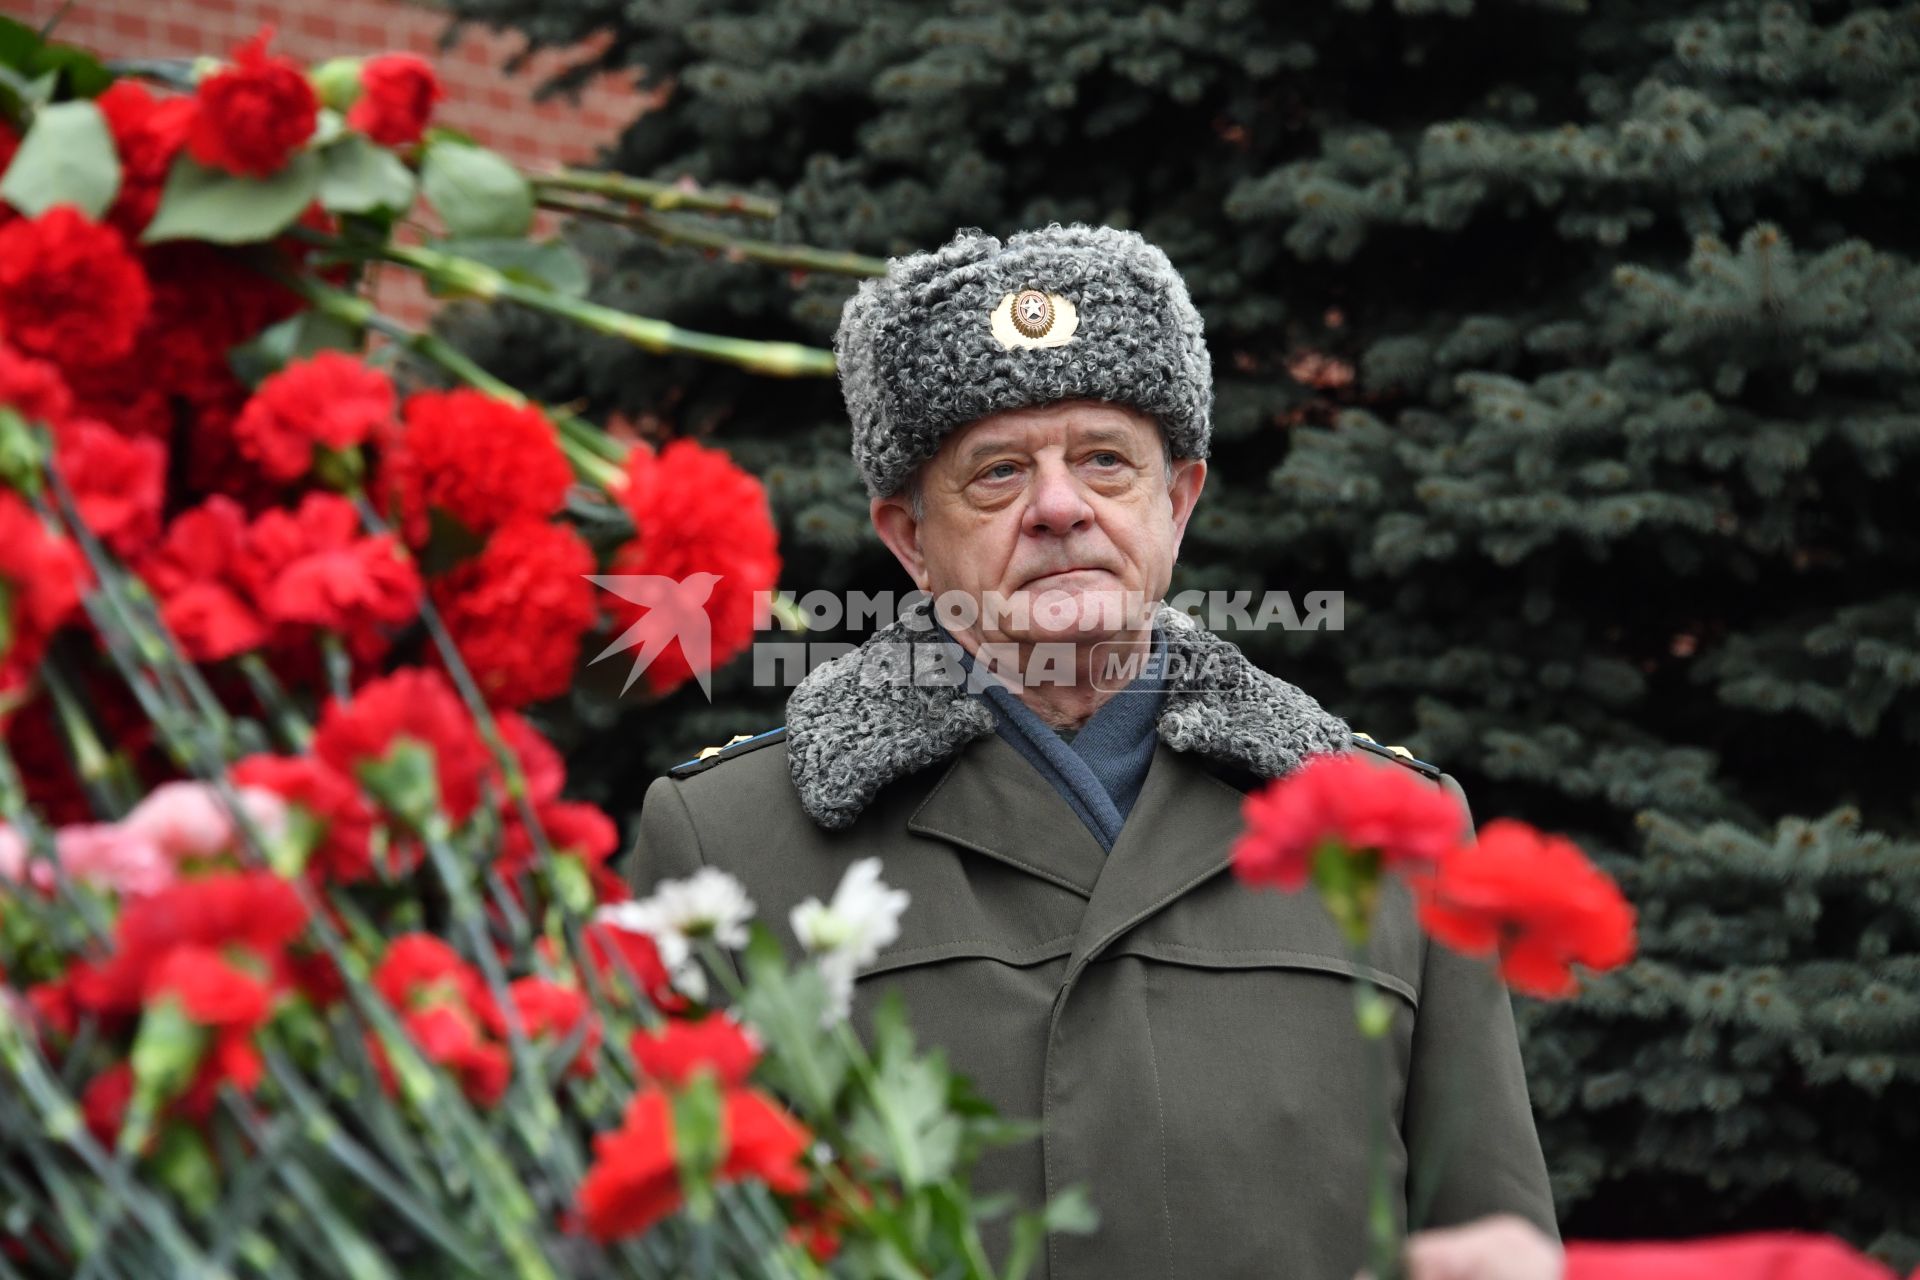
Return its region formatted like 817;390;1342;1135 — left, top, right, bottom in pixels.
871;400;1206;647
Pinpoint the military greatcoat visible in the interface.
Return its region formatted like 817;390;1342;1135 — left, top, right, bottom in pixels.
622;604;1557;1279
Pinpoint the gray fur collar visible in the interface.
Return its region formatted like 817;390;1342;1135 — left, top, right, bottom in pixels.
785;601;1350;830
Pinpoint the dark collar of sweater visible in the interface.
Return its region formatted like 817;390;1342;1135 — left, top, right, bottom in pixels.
783;596;1350;831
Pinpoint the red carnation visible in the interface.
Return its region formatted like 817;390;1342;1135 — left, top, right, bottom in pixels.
96;80;196;236
26;976;78;1043
1413;819;1637;998
578;1087;682;1242
52;418;167;557
372;934;496;1016
238;492;422;656
718;1089;811;1195
0;493;85;701
630;1013;760;1088
70;870;307;1018
175;1027;269;1121
381;389;572;545
0;341;73;424
187;28;318;178
371;934;511;1104
579;921;676;1006
577;1082;811;1243
1233;752;1467;892
502;799;617;876
0;206;151;371
81;1062;135;1147
348;54;443;148
509;976;600;1076
498;710;566;804
233;352;395;482
147;944;274;1029
231;752;377;884
313;667;491;824
608;439;780;696
139;497;268;662
433;519;597;708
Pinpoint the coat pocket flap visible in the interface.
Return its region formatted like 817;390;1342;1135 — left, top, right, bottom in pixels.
1096;937;1419;1007
858;933;1076;981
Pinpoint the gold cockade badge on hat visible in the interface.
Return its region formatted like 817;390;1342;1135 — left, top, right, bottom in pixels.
990;287;1079;350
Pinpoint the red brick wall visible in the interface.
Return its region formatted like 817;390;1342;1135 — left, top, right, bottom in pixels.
23;0;643;324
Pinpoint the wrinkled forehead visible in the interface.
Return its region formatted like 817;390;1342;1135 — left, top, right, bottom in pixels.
935;400;1166;465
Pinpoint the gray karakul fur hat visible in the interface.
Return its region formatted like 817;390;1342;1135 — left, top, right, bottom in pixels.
833;222;1214;498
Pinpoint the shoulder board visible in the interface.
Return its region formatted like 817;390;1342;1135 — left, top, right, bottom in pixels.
1350;731;1443;782
667;727;788;779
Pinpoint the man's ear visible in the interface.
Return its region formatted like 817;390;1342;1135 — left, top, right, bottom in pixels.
1167;457;1207;555
870;494;930;591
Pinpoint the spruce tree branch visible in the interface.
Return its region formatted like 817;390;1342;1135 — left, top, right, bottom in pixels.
530;168;780;219
540;193;889;278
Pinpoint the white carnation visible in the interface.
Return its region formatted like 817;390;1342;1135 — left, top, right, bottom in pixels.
790;858;910;1023
594;867;757;1002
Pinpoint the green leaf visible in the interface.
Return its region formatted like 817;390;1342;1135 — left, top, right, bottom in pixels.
227;308;363;386
847;1032;963;1188
739;928;848;1114
670;1072;726;1223
0;18;112;112
131;997;209;1104
1041;1185;1098;1234
1006;1187;1098;1280
0;405;45;496
0;99;119;219
355;740;440;832
152;1123;220;1217
428;237;588;297
318;134;415;216
420;141;533;239
143;152;323;245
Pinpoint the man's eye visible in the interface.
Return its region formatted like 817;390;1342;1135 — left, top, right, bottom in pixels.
1090;452;1122;467
985;462;1019;480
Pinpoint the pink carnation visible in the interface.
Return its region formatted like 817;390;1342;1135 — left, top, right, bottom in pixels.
121;780;289;866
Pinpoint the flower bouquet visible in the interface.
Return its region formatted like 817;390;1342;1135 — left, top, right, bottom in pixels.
0;19;1080;1278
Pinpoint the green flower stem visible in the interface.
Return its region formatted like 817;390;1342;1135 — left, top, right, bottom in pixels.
31;478;263;776
366;239;838;378
235;652;315;751
14;480;569;1279
18;505;563;1276
1;699;150;952
539;193;889;279
286;277;631;490
1352;967;1403;1280
530;168;780;220
234;1069;487;1271
344;489;601;986
0;1014;226;1277
38;656;138;819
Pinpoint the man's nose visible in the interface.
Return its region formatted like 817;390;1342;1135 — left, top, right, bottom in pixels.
1021;459;1095;535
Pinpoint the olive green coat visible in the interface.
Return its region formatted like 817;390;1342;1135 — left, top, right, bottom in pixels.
620;614;1556;1279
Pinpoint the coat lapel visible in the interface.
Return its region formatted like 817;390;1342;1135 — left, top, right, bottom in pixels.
1062;743;1251;979
907;733;1108;898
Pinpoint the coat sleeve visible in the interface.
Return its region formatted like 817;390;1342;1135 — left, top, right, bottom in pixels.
1400;772;1559;1240
620;774;709;895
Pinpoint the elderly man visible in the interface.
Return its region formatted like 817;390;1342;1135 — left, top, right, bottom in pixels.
623;224;1558;1278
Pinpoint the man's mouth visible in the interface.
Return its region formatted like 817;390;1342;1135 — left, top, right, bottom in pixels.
1023;567;1109;587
